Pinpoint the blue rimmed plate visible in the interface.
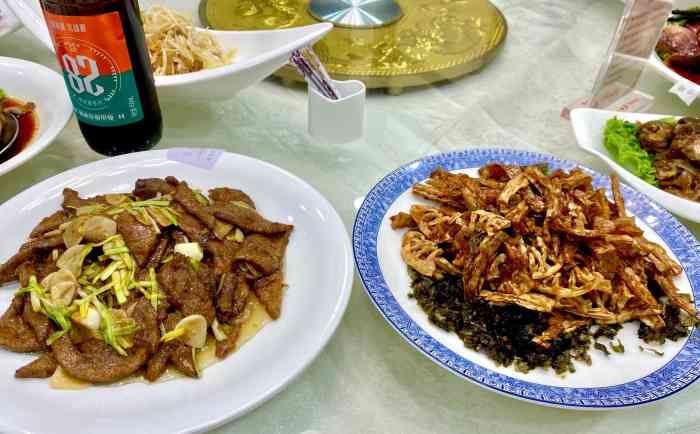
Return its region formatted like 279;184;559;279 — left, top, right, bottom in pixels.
353;148;700;409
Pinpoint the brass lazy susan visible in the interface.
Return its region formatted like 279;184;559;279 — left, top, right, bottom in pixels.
199;0;508;94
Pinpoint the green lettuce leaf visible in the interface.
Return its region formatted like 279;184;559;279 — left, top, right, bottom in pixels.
603;118;658;186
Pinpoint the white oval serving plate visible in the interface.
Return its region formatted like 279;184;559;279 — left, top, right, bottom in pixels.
354;148;700;409
570;107;700;223
0;148;353;434
0;56;73;177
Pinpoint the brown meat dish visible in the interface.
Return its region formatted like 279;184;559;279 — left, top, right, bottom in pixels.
211;203;293;235
173;181;217;230
52;336;150;383
656;11;700;80
15;352;57;379
215;322;242;358
216;271;249;322
209;187;256;209
234;231;292;275
0;178;293;385
393;164;696;351
133;178;175;199
29;210;71;239
254;271;284;320
158;255;217;323
0;296;42;353
116;212;160;266
636;117;700;202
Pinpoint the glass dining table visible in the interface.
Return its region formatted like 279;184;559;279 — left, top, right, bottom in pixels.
2;0;700;432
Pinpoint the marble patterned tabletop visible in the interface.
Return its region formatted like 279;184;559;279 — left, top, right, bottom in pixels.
2;0;700;433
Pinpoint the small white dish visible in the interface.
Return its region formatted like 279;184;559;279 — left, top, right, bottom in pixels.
308;79;366;143
0;148;353;434
649;51;696;89
11;0;333;101
0;56;72;177
570;107;700;223
0;0;20;39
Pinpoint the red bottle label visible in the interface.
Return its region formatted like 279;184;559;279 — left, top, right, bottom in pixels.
43;10;144;127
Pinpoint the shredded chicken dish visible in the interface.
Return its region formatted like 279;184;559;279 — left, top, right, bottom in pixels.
392;164;696;373
0;177;292;384
143;5;235;76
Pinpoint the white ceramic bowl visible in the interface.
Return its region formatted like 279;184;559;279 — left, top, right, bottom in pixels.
154;24;332;101
647;0;700;93
10;0;332;101
0;0;20;39
0;56;73;177
570;107;700;223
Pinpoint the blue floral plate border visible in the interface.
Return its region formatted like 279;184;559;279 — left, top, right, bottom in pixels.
352;148;700;409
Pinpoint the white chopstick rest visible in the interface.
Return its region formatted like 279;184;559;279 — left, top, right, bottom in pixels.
308;79;366;144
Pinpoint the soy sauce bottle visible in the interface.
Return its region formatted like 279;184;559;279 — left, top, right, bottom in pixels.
40;0;162;156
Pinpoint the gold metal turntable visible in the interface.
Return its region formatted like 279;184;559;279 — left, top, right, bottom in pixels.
199;0;507;94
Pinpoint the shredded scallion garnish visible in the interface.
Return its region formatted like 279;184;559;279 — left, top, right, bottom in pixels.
46;329;68;346
94;299;139;356
16;276;74;333
130;199;171;208
161;327;186;343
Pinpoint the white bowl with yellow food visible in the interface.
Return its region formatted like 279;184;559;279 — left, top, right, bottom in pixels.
11;1;332;101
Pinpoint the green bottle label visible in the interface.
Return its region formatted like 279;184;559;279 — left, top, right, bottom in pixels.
62;69;144;127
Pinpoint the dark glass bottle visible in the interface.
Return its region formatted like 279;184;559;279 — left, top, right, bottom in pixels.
40;0;162;156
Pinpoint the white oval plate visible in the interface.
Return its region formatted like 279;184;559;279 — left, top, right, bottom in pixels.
354;149;700;409
0;56;73;177
0;149;353;434
570;107;700;223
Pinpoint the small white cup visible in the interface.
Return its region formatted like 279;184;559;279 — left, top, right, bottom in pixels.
308;79;366;143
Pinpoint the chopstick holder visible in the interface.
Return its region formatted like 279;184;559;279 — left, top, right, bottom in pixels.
308;79;366;144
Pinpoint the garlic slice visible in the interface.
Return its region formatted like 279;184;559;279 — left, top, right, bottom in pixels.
41;269;79;307
71;307;101;331
63;217;88;247
173;314;208;348
83;216;117;242
211;318;227;341
213;220;233;240
30;292;41;312
174;242;203;262
57;244;90;278
233;227;244;243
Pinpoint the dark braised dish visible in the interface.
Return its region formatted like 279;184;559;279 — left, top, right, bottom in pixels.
0;177;292;386
0;88;36;163
604;117;700;203
656;8;700;84
392;164;696;374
